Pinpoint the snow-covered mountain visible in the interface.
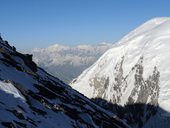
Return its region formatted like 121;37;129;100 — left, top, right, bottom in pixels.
0;37;129;128
31;43;113;83
71;17;170;127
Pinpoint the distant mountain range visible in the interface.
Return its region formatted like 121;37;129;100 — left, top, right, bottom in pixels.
31;43;113;83
71;17;170;128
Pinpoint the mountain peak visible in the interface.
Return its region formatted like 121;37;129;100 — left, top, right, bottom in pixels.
119;17;170;44
71;17;170;127
147;17;170;24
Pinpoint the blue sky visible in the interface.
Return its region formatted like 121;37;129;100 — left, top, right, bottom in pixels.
0;0;170;51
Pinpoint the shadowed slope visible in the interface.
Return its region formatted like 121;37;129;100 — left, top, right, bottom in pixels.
92;98;170;128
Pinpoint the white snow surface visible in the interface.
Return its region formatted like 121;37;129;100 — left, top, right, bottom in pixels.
71;17;170;112
0;81;25;101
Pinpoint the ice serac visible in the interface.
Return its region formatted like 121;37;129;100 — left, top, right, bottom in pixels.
0;37;129;128
71;17;170;127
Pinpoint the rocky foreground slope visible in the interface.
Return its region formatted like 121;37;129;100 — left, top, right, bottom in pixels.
0;37;128;128
71;17;170;128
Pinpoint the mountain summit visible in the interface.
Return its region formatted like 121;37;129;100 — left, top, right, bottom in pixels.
71;17;170;127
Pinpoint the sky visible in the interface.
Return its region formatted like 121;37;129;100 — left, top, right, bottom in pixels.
0;0;170;51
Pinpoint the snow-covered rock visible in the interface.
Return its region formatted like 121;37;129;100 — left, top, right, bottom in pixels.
71;17;170;127
0;37;128;128
31;43;113;83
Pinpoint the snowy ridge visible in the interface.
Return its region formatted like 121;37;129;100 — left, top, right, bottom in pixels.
0;37;129;128
119;17;170;43
71;17;170;127
31;43;113;83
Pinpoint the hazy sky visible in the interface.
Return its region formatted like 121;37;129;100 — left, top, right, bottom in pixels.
0;0;170;51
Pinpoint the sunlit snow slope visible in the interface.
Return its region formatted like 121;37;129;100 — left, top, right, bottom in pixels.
71;17;170;127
